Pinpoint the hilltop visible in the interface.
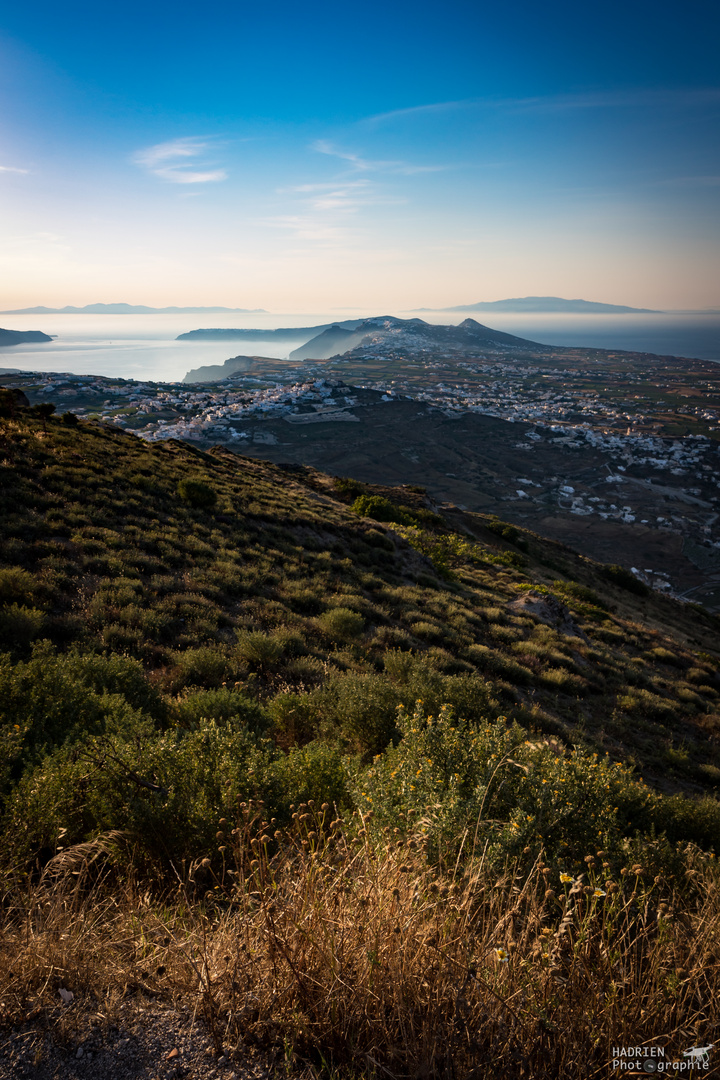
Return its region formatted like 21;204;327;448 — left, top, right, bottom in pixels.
288;314;548;361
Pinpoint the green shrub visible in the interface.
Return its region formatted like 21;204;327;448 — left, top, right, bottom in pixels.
318;607;365;642
484;516;529;552
687;665;715;684
175;687;267;732
318;674;402;755
410;620;447;644
351;494;414;526
0;643;157;790
286;587;324;615
271;741;349;809
395;527;474;579
617;688;677;721
0;388;25;418
0;568;38;606
31;402;56;430
64;651;165;718
2;717;277;865
632;792;720;850
99;623;146;655
364;528;395;551
0;604;45;650
173;646;240;688
334;476;369;499
465;644;534;685
483;549;528;569
383;649;417;683
491;624;524;643
269;691;321;744
646;646;687;668
676;686;704;708
177;478;217;509
356;703;642;863
540;667;587;693
600;563;649;596
235;630;285;667
555;580;607;610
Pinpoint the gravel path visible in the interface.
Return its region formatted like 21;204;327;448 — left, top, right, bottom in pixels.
0;1003;280;1080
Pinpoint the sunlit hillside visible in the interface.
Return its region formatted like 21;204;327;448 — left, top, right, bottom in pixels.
1;406;719;1075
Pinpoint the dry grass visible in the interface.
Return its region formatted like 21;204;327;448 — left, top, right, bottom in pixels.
1;809;719;1078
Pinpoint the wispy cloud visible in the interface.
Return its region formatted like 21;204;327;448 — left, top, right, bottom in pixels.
363;100;473;126
365;87;720;125
261;215;352;242
265;136;437;246
269;173;404;244
313;139;446;175
133;137;227;184
278;177;392;211
652;174;720;188
0;165;29;174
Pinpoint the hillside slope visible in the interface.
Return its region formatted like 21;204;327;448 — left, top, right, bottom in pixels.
1;412;719;802
2;409;720;1074
292;314;550;361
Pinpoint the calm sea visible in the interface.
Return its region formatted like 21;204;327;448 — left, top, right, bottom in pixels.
0;310;718;384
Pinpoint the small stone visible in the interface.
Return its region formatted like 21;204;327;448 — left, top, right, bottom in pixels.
166;1047;179;1060
76;1047;84;1059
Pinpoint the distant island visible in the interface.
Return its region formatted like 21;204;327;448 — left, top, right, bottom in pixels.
419;296;662;314
177;320;361;342
0;327;53;346
0;304;268;315
183;315;550;380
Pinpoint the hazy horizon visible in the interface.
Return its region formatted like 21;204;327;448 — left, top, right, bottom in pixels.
2;296;720;316
1;1;718;312
1;309;719;384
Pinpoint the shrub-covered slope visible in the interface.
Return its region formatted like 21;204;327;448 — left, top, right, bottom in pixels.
1;412;720;874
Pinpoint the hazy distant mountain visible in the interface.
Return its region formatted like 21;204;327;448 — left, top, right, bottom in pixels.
183;355;273;384
421;296;661;314
1;304;268;315
289;325;366;360
294;315;548;360
0;327;53;346
178;320;361;342
181;316;546;382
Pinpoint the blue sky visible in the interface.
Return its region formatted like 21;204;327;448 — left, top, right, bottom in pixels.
1;0;718;310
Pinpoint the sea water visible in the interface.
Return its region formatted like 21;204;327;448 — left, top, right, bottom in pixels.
0;310;718;384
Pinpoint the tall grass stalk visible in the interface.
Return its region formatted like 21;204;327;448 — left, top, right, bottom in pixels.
1;812;718;1076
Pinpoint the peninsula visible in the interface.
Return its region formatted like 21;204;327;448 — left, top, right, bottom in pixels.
0;327;53;346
